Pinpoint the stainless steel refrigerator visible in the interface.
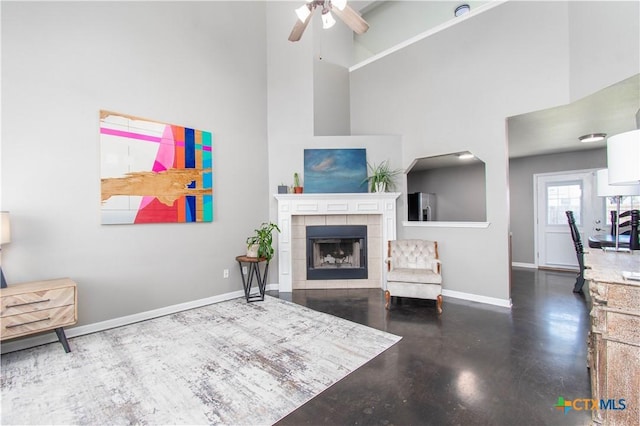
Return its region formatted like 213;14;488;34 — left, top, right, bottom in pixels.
408;192;436;221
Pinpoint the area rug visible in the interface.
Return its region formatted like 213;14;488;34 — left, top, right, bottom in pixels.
1;295;401;425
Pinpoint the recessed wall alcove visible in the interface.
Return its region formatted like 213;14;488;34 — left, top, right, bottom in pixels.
406;151;487;223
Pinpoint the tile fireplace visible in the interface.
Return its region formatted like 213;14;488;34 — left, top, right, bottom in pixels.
274;193;400;291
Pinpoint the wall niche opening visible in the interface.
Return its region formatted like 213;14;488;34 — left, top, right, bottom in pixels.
406;151;487;222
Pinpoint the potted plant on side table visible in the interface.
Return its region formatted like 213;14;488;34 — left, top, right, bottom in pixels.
363;160;402;192
241;222;281;302
246;222;281;261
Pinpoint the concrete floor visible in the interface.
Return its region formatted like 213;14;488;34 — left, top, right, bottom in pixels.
272;267;592;425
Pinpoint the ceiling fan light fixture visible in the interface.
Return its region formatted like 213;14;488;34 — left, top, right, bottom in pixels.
332;0;347;11
295;4;311;22
579;133;607;143
322;10;336;29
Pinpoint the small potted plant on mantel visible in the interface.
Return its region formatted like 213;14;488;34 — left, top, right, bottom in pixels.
246;222;281;261
293;172;303;194
363;160;402;192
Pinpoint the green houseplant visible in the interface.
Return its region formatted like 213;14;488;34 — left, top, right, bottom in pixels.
363;161;402;192
246;222;281;261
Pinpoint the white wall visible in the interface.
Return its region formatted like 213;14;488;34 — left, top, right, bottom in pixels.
568;1;640;101
3;1;636;328
354;1;489;64
1;1;269;325
265;1;404;253
349;1;639;302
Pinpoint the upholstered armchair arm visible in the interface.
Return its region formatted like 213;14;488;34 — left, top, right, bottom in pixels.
429;258;442;274
432;258;442;274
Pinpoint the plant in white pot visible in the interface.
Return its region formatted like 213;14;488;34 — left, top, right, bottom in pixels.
246;222;281;261
363;161;402;192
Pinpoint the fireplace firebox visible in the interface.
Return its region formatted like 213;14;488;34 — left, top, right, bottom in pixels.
306;225;368;280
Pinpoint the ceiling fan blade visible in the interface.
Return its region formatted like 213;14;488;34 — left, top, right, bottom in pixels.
288;6;316;42
332;4;369;35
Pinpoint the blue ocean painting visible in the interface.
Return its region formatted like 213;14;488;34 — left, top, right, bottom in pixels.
304;149;368;193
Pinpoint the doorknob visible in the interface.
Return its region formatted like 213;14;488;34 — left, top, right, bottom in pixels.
595;219;601;224
595;227;603;231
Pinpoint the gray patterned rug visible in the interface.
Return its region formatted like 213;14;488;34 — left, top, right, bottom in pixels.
1;295;401;425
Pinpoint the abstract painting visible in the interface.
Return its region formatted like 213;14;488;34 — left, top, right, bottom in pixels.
304;149;368;193
100;110;213;224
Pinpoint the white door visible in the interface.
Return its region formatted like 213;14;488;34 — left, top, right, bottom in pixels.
535;170;604;269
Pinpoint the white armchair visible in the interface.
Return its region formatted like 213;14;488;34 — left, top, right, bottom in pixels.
384;239;443;313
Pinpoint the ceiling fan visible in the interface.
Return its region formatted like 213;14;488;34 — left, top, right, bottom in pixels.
288;0;370;42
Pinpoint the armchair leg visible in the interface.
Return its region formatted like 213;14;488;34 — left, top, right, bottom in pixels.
384;290;391;310
436;294;443;314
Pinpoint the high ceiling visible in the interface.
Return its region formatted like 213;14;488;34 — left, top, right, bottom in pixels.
349;1;639;164
507;74;640;159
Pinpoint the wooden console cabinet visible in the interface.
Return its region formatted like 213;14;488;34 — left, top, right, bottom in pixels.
0;278;77;352
584;251;640;425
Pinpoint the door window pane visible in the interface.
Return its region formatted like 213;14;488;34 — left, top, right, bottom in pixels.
547;182;582;225
605;195;640;225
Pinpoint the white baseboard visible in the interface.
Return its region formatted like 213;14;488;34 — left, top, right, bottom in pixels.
1;290;245;354
442;289;512;309
266;283;280;292
268;282;511;309
512;262;537;269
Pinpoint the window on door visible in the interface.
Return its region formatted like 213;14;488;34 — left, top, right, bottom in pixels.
547;182;582;225
605;195;640;224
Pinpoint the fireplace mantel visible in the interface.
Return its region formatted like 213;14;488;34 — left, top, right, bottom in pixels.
274;193;400;292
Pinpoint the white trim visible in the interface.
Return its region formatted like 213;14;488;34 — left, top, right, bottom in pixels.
443;289;512;309
266;283;280;292
512;262;537;269
1;290;245;354
349;1;508;72
275;193;400;292
533;168;601;269
402;221;490;228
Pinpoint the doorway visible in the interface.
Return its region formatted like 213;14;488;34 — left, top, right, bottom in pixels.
534;169;604;269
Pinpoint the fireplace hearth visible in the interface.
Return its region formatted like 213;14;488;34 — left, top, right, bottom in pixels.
306;225;367;280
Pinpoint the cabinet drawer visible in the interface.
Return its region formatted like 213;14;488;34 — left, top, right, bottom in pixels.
0;305;76;340
1;287;75;316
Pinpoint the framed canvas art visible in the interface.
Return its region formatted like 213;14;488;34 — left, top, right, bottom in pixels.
100;110;213;224
304;149;368;193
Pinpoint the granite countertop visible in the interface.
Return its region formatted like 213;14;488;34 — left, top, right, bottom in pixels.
584;249;640;285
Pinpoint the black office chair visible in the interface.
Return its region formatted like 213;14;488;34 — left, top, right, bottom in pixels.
565;211;585;293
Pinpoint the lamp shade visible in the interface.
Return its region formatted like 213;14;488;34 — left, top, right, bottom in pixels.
607;129;640;185
0;212;10;245
596;169;640;197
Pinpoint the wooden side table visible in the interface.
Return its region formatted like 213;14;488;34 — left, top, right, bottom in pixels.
235;256;269;302
0;278;77;352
